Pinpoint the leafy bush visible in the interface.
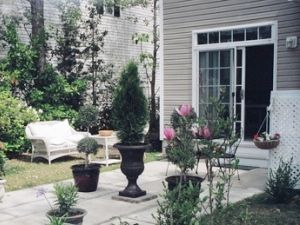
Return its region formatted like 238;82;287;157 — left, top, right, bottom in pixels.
112;61;148;145
265;157;299;203
75;105;99;132
77;137;99;167
0;91;39;154
54;183;79;217
0;149;7;177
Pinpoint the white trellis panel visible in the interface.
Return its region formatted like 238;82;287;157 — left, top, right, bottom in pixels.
269;90;300;188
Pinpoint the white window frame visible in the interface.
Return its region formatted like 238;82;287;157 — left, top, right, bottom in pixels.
192;21;278;116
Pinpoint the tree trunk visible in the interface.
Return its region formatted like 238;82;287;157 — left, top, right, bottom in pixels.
148;0;158;134
30;0;46;74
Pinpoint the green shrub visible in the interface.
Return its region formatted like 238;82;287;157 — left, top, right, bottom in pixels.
54;183;79;217
0;150;7;177
0;91;39;154
112;61;148;145
77;137;99;167
265;157;299;203
75;105;99;132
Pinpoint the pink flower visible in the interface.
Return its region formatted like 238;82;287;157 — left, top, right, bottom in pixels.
164;127;176;141
176;104;192;117
253;133;259;140
191;126;203;138
202;126;212;139
274;133;280;139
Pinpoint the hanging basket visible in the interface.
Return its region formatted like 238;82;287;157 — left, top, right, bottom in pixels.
253;139;280;150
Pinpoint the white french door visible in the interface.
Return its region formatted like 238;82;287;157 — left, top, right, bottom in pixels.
197;48;245;139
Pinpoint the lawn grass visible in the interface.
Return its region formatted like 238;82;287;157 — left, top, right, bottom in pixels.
200;193;300;225
4;151;161;192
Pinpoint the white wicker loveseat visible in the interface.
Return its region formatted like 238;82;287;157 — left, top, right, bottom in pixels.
25;120;90;164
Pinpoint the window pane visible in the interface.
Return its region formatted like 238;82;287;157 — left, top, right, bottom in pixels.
220;69;230;85
233;29;245;41
236;68;242;85
199;69;208;86
199;87;208;104
209;32;219;44
198;33;207;45
246;27;257;40
220;30;232;42
220;50;230;67
209;86;218;99
237;50;242;67
220;86;230;103
259;26;271;39
209;51;219;68
199;52;208;69
208;69;218;86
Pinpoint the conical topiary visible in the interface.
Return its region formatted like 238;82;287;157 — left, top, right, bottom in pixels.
112;61;148;145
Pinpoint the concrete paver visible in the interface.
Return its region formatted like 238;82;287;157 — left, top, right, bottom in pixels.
0;160;267;225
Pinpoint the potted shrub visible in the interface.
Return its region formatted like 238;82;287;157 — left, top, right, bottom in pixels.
0;144;6;201
112;61;150;198
75;105;99;133
164;104;203;191
71;137;100;192
43;183;87;225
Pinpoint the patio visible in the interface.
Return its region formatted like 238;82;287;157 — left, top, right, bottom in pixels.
0;160;267;225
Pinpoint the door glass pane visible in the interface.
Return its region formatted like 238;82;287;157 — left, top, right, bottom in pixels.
199;52;207;69
236;68;242;85
220;69;230;85
209;51;219;68
220;30;232;43
246;27;258;40
235;122;241;137
199;69;208;86
209;32;219;44
233;29;245;41
235;104;241;120
209;86;218;99
220;50;230;67
208;69;218;85
236;86;242;103
199;87;208;104
220;86;230;103
198;33;208;45
237;50;242;67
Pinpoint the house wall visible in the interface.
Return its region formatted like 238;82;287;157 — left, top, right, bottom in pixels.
0;0;156;89
162;0;300;125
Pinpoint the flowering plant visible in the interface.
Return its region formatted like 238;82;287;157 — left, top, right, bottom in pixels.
253;132;280;142
164;104;197;177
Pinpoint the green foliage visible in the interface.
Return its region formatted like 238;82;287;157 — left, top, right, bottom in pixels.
75;105;99;132
0;91;39;154
0;17;36;98
265;157;299;203
54;183;79;217
47;216;66;225
0;150;7;178
77;137;99;167
112;61;148;144
155;183;203;225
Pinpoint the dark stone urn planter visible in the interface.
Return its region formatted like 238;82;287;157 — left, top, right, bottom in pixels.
47;208;87;225
114;143;150;198
71;163;100;192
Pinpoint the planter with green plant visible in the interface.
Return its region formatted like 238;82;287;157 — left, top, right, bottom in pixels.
75;105;99;134
71;137;100;192
164;104;203;191
112;61;150;198
0;144;7;201
40;183;87;225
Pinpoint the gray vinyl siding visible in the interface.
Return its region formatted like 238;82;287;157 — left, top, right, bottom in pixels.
163;0;300;124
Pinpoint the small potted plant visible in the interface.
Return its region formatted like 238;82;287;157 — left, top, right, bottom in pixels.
253;132;280;149
112;61;150;198
0;144;7;201
71;137;100;192
164;104;203;190
41;183;87;225
75;105;99;133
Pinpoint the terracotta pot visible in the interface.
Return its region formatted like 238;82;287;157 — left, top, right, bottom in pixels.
98;130;113;136
0;179;6;201
113;143;150;198
46;208;87;225
71;164;100;192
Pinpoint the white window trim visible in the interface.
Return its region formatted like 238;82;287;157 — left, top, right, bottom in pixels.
192;21;278;115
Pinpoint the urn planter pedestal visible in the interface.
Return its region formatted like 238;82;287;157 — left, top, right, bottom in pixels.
114;143;150;198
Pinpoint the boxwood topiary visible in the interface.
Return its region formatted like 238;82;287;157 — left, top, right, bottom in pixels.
77;137;99;167
111;61;148;145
